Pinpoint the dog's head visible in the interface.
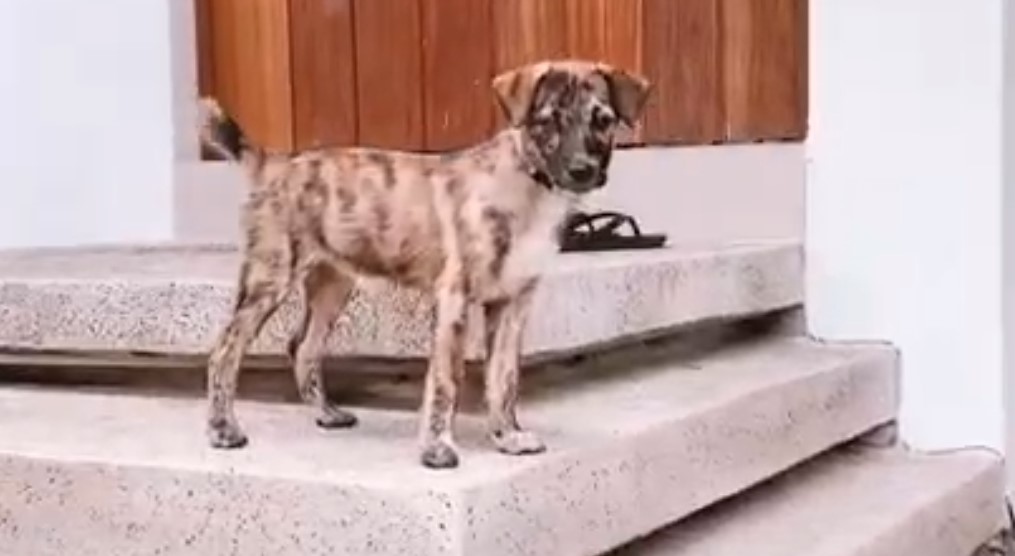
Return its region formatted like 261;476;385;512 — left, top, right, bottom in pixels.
493;60;651;194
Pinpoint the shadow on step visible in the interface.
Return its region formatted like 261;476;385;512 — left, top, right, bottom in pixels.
0;308;801;415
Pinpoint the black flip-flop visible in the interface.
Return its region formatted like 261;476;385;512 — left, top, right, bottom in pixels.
559;210;667;252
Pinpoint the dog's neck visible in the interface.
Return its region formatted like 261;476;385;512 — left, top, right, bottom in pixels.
519;143;556;192
499;128;556;192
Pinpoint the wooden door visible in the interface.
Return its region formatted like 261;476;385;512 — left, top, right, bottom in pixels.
195;0;808;153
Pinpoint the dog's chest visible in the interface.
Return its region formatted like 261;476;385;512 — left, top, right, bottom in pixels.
478;193;568;299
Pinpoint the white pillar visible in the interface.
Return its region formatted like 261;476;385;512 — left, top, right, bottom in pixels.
806;0;1007;455
0;0;184;248
1003;0;1015;488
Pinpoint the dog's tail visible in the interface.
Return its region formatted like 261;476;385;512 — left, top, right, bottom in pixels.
198;97;265;176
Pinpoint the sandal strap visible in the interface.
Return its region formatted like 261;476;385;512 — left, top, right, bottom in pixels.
562;211;643;238
597;213;642;238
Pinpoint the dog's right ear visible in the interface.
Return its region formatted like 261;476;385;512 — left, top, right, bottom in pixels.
493;63;550;126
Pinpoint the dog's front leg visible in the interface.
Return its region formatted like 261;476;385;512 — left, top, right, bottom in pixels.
483;281;546;455
419;286;468;469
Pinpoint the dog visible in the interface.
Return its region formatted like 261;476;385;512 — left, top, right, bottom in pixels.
198;59;651;469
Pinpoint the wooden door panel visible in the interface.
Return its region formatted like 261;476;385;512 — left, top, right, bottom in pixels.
204;0;294;151
194;0;215;96
354;0;425;150
290;0;357;149
193;0;809;152
422;0;494;150
492;0;568;129
493;0;569;72
565;0;642;71
721;0;808;141
643;0;723;144
565;0;607;62
566;0;644;143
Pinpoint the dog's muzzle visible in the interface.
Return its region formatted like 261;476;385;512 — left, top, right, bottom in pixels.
561;161;607;193
567;161;597;184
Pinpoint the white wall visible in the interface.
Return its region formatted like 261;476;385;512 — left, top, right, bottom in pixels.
176;145;806;245
1004;0;1015;485
599;145;804;245
807;0;1006;451
0;0;180;248
0;0;805;248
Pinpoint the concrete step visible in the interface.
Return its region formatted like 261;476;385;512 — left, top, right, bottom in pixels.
0;336;896;556
616;446;1005;556
0;242;801;360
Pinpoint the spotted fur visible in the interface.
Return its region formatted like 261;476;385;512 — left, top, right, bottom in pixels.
200;60;651;469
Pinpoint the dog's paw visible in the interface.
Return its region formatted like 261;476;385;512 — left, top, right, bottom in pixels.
420;441;460;469
316;404;358;429
493;429;546;456
207;419;249;449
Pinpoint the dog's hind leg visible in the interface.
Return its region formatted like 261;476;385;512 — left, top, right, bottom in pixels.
484;282;545;455
207;254;292;449
288;263;358;429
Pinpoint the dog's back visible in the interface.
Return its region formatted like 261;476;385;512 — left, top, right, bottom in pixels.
199;99;559;295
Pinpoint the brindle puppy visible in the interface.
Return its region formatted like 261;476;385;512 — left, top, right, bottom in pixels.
199;60;651;469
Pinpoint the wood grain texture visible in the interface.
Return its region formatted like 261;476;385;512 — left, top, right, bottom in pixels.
565;0;606;61
290;0;358;149
354;0;425;150
206;0;294;151
194;0;808;152
721;0;808;141
492;0;568;130
565;0;642;70
600;0;643;73
566;0;644;143
194;0;215;95
493;0;569;72
642;0;723;144
422;0;494;151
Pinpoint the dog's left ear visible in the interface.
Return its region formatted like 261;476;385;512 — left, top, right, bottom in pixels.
493;63;550;126
601;66;651;127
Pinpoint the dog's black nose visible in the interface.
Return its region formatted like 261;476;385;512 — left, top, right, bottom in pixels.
567;162;597;183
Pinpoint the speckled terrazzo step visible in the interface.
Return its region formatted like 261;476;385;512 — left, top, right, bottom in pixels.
615;446;1004;556
0;242;801;360
0;337;896;556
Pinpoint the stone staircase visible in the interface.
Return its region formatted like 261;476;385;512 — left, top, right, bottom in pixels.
0;242;1005;555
